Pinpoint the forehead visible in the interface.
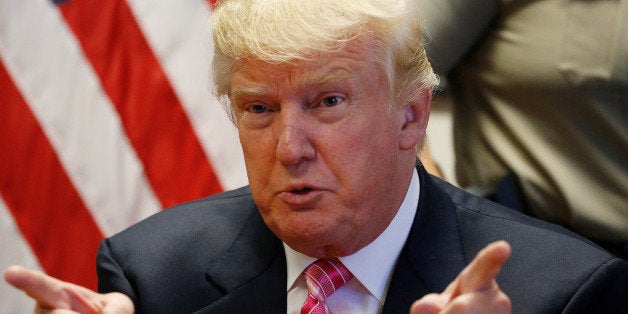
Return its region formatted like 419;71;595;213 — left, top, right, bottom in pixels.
228;36;388;96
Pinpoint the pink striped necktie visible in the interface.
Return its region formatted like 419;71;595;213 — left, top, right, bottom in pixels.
300;258;354;314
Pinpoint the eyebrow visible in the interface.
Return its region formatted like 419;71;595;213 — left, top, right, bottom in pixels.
229;85;267;99
228;66;355;99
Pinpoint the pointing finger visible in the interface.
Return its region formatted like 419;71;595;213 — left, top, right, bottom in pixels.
458;241;511;293
5;265;60;300
5;265;102;313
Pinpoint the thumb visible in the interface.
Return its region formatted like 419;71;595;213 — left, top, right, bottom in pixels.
410;294;444;314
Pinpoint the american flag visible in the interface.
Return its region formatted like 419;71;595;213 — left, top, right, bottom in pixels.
0;0;248;311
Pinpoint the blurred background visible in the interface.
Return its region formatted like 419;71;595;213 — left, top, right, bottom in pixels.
0;0;239;311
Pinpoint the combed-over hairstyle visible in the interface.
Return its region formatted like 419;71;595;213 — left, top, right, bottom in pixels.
211;0;439;119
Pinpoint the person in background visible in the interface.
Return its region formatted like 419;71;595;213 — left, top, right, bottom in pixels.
5;0;628;313
418;0;628;257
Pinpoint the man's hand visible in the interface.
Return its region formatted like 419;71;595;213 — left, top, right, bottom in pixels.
410;241;512;314
4;265;133;314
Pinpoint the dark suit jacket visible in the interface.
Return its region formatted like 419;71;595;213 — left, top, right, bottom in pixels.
97;166;628;313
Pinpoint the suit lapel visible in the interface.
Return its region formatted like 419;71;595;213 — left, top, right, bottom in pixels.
196;207;287;313
195;165;467;313
382;165;468;314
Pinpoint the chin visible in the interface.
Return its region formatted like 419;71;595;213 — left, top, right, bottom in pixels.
290;242;354;259
281;230;361;258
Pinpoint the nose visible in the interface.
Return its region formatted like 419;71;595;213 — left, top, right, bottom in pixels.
275;110;316;165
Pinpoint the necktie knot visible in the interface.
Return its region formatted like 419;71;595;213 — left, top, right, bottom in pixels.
301;258;354;314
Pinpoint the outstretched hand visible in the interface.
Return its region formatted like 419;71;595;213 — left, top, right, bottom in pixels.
4;265;133;314
5;241;511;313
410;241;512;314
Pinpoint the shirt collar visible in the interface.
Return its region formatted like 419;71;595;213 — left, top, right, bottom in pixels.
284;169;420;303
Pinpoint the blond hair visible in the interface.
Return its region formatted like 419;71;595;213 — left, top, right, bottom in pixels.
211;0;439;118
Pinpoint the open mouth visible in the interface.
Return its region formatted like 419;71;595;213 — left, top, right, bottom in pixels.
291;187;313;194
279;186;322;205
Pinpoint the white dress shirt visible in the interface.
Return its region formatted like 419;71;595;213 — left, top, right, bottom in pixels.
285;169;420;313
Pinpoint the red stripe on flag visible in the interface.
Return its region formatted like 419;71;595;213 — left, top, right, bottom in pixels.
57;0;223;208
0;60;103;290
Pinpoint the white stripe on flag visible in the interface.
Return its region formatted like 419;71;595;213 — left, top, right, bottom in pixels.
0;195;40;313
127;0;248;190
0;0;161;237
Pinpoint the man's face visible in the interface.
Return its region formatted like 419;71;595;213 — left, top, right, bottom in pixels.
229;36;427;258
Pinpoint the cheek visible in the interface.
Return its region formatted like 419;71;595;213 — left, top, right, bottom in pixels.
239;130;275;187
321;125;383;187
239;127;274;161
331;118;399;184
329;115;397;160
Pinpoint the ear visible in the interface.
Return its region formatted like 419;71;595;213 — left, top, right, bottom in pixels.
399;89;431;151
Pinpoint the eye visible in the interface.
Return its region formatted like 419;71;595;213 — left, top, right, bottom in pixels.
238;102;274;129
246;103;270;113
320;96;344;107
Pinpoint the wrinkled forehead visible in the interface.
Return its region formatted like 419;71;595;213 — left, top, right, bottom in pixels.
226;35;390;95
228;62;356;99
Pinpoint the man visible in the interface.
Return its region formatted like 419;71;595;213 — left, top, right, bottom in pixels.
417;0;628;257
5;0;628;313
